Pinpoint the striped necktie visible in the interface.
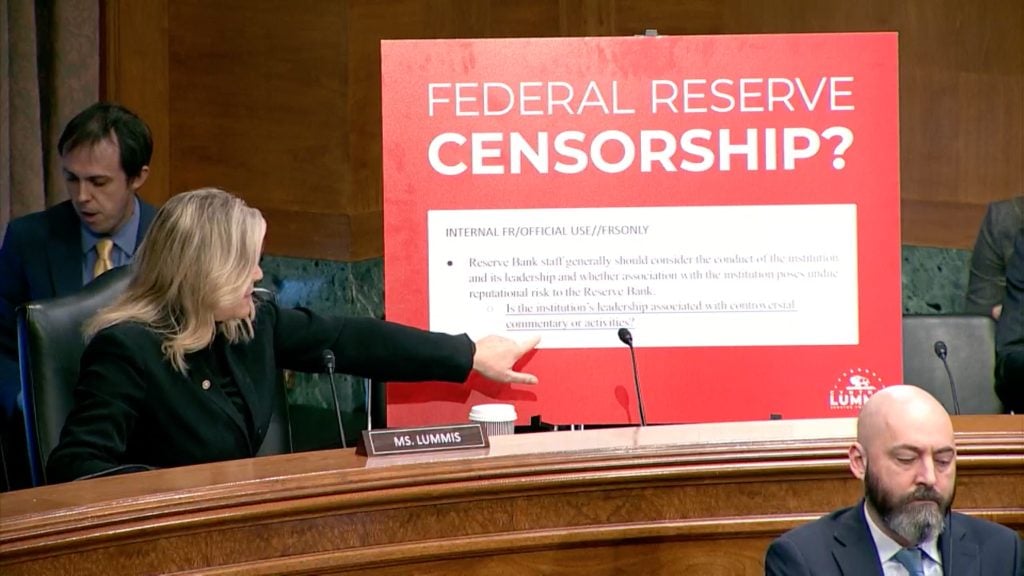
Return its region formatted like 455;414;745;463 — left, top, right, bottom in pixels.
93;237;114;280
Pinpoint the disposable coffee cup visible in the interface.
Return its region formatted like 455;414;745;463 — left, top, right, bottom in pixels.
469;403;517;436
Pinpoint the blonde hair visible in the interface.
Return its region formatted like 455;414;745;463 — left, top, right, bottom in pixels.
87;188;265;373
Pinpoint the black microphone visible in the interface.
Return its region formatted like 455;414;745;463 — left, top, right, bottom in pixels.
617;327;647;426
322;349;348;449
933;341;960;415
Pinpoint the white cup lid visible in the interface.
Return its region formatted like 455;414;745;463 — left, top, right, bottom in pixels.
469;403;517;422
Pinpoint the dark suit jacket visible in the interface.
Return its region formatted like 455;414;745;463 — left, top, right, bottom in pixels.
0;199;157;420
46;300;475;483
764;502;1023;575
996;227;1024;412
966;196;1024;316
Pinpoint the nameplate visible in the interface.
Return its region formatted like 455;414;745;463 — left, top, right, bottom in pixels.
359;424;489;457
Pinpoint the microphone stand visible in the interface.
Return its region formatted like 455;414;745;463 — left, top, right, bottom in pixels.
934;341;961;415
322;350;348;449
618;328;647;426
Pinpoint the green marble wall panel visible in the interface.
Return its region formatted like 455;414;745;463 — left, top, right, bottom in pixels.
901;246;971;314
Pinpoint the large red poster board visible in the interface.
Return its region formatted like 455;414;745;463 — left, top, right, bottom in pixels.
381;33;901;426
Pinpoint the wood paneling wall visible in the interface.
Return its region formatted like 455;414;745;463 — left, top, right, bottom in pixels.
2;417;1021;575
103;0;1023;260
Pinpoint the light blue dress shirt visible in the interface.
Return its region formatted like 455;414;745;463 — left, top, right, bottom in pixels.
80;196;142;284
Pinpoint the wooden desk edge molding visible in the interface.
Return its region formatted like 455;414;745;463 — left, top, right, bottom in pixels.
1;416;1021;575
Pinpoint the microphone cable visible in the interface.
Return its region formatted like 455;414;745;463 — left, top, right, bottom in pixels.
945;507;953;575
322;350;348;449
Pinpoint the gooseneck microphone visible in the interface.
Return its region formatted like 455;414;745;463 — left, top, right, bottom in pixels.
322;350;348;449
933;341;961;415
617;327;647;426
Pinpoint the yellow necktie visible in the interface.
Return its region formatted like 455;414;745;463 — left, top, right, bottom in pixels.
93;237;114;279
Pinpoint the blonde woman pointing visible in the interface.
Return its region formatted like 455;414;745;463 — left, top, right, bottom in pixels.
47;188;538;483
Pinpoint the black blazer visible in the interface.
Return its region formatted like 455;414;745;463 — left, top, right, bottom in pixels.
46;300;475;483
764;502;1023;575
996;228;1024;412
0;199;156;419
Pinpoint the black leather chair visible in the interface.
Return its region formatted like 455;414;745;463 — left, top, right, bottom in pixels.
252;288;293;457
17;270;290;486
369;378;387;430
17;266;134;486
902;314;1003;414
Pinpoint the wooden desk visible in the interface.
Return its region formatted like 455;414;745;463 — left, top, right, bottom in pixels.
1;416;1021;575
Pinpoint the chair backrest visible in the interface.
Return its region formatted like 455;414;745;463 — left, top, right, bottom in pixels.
17;273;290;486
252;288;293;457
17;266;134;486
902;314;1003;414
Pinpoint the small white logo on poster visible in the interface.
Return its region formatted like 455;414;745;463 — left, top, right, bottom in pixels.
829;369;885;410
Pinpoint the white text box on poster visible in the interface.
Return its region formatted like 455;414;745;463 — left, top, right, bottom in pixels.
428;203;858;348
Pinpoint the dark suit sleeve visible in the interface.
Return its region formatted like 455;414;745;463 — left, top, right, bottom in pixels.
266;303;474;383
1015;531;1023;576
764;538;814;576
996;229;1024;412
46;327;150;483
967;514;1024;575
0;221;30;420
966;203;1009;316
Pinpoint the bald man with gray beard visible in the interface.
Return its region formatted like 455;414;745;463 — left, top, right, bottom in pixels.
764;385;1022;576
